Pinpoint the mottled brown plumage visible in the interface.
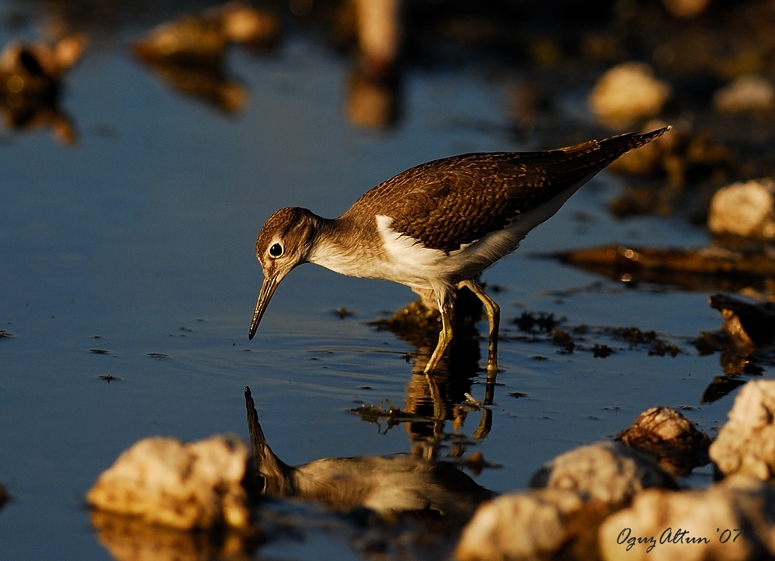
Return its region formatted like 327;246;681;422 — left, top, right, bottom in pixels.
249;127;671;385
344;130;664;252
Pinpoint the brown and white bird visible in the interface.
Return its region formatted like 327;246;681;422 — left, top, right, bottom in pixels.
249;126;671;378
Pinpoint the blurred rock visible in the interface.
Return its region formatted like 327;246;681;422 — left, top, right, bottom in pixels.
589;63;671;128
87;435;253;530
133;3;279;65
599;475;775;560
0;34;86;97
708;179;775;238
661;0;710;18
529;441;676;505
710;379;775;480
456;442;674;561
455;488;607;561
616;407;711;476
215;2;280;48
714;75;775;113
0;34;86;144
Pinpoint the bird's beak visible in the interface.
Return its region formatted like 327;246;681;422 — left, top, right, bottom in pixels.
248;274;280;340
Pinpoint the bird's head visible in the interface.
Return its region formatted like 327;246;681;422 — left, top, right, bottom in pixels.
249;207;320;340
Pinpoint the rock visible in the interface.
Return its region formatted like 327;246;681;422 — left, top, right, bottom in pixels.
710;380;775;480
708;179;775;238
215;2;280;47
133;3;279;65
616;407;712;476
714;75;775;113
598;475;775;561
0;35;86;96
529;441;676;506
589;63;671;128
455;442;675;561
661;0;710;18
87;435;253;530
454;488;607;561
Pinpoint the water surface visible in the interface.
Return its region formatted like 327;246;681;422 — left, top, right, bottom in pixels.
0;2;751;559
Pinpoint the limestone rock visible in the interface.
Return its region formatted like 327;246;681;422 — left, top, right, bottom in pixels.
589;63;671;128
710;380;775;480
599;476;775;561
87;435;252;530
529;441;676;506
708;179;775;238
455;488;605;561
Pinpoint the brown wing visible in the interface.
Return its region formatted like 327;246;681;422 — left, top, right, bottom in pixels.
343;127;670;252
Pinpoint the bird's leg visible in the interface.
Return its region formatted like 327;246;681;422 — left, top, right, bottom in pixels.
460;280;500;389
424;295;453;375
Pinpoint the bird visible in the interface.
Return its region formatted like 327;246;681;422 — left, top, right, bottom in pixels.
248;126;671;380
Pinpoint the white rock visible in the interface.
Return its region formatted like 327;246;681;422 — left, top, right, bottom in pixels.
714;75;775;113
589;63;671;127
455;488;590;561
529;441;675;506
599;475;775;561
710;380;775;480
87;435;252;530
708;179;775;238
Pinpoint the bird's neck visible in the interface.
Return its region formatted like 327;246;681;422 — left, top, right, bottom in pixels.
308;215;384;278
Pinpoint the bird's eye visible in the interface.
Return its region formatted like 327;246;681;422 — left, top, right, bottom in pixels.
269;243;284;258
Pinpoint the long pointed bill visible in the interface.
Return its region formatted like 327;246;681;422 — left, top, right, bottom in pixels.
248;275;280;340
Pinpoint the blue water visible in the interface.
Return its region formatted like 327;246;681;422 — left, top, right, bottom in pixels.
0;2;746;559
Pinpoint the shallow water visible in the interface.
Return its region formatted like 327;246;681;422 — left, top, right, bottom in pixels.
0;2;761;560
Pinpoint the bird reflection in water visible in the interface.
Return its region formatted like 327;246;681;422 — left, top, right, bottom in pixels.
245;386;494;520
367;286;495;458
